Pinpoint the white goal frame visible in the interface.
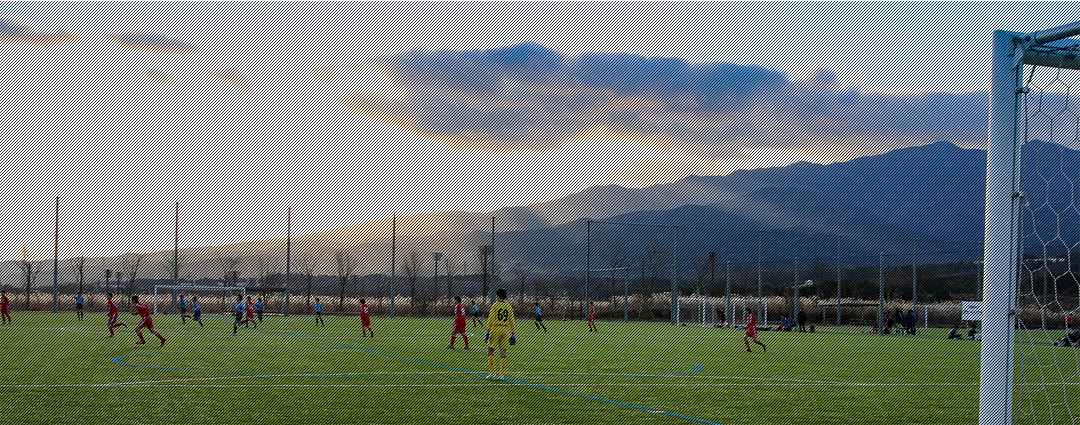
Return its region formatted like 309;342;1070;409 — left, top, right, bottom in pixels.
986;21;1080;425
677;297;767;328
153;285;246;315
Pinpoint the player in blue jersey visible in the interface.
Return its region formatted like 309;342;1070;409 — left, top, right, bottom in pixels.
314;298;325;326
533;302;548;332
190;296;204;327
232;295;245;335
74;291;85;321
472;301;483;327
255;297;266;322
176;294;188;324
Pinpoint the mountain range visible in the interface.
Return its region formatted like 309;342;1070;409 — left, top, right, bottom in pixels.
11;140;1080;285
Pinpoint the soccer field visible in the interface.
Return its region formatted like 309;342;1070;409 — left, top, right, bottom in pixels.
0;312;1073;424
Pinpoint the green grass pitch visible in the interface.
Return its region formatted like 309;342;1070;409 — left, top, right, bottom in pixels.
0;311;1075;424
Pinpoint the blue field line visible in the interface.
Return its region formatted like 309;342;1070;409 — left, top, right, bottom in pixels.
274;328;721;425
112;320;720;424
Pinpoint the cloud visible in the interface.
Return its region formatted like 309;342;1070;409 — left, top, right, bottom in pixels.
341;42;988;164
145;68;175;85
313;65;335;83
106;32;199;54
0;17;78;46
209;67;252;91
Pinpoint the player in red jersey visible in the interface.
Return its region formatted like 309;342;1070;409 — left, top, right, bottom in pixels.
0;290;11;325
243;296;258;328
744;307;766;352
360;299;373;337
131;295;166;346
106;292;128;337
446;296;469;349
587;301;597;332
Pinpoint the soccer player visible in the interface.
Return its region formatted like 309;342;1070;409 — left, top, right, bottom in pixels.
244;295;258;328
177;294;188;324
472;301;483;327
191;296;204;327
744;307;766;352
313;298;325;326
255;297;266;322
447;296;469;349
485;288;516;380
232;295;246;335
533;302;548;332
360;298;373;337
74;291;85;321
0;290;9;325
587;301;597;332
131;295;166;346
106;292;128;337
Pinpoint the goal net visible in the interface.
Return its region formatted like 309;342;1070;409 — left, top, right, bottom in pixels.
677;297;766;328
988;22;1080;425
153;284;246;315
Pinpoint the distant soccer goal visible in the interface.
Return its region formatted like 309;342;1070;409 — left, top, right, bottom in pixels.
676;297;766;328
987;21;1080;425
153;284;245;315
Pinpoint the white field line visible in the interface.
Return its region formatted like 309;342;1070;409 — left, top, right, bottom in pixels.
18;382;1068;389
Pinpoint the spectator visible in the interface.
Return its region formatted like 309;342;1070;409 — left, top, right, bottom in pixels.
797;310;807;333
883;315;895;335
778;316;791;332
1068;313;1075;330
1055;327;1080;347
905;310;918;335
967;324;978;340
948;324;964;340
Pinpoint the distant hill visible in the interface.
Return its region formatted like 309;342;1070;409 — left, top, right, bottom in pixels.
12;140;1080;287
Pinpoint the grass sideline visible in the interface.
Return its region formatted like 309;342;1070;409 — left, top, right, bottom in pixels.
0;311;1074;424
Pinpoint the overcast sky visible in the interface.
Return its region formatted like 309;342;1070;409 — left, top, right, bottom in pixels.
1;1;1078;260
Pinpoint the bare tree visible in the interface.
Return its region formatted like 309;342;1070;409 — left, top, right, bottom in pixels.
119;252;144;296
69;241;87;293
533;275;556;311
255;254;281;288
400;250;422;315
334;249;357;311
609;241;632;311
443;253;459;307
692;257;712;296
293;251;320;307
511;261;530;310
162;248;181;286
640;241;670;319
19;244;42;309
215;251;241;286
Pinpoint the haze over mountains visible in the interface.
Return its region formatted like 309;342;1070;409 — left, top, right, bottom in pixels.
13;140;1080;285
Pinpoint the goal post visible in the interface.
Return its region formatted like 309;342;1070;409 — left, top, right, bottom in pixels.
676;297;765;328
986;21;1080;425
153;284;245;315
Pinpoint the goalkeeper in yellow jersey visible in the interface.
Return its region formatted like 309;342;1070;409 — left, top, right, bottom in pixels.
484;288;516;380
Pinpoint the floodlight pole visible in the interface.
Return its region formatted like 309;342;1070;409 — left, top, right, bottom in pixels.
836;234;842;326
284;207;291;317
878;252;884;338
670;226;678;326
757;230;763;325
390;212;397;319
793;257;800;321
52;196;59;314
725;261;732;326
